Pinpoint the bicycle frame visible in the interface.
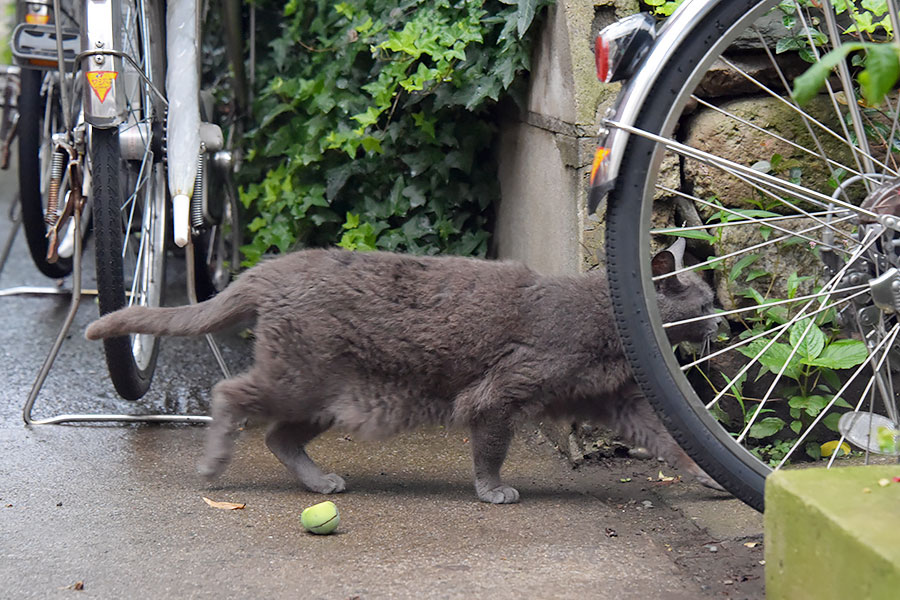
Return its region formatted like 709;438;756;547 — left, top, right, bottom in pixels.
80;0;222;248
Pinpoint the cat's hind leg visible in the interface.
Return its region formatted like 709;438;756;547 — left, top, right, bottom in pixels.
609;385;726;492
265;421;346;494
470;417;519;504
199;373;264;480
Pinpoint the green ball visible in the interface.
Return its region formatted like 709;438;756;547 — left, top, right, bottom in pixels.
300;501;340;535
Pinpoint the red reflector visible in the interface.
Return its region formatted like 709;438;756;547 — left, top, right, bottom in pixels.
595;35;609;82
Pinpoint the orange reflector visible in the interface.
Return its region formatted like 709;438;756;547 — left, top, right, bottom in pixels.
25;14;50;24
28;58;59;68
590;147;610;184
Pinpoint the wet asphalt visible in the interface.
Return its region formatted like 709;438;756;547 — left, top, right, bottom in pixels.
0;159;763;599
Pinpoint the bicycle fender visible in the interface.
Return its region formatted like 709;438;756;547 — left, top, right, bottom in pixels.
588;0;722;214
82;0;127;128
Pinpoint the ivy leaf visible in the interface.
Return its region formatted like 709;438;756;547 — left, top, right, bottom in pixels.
858;44;900;106
500;0;541;37
804;339;869;370
862;0;888;17
792;42;864;104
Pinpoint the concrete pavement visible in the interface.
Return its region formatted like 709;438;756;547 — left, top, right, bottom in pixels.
0;151;763;599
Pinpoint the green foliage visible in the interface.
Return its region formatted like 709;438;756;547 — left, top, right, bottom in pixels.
643;0;684;17
786;0;900;106
728;281;866;463
239;0;551;265
792;41;900;106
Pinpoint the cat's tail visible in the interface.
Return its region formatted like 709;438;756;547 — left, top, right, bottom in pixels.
85;279;257;340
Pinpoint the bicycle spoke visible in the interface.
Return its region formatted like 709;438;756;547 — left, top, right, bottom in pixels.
653;214;857;278
654;184;858;253
667;284;868;330
607;120;884;220
717;55;894;179
703;228;880;413
681;288;871;373
691;94;868;183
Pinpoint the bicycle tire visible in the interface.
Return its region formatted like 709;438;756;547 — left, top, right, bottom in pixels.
17;68;74;279
193;101;241;301
91;0;167;400
605;0;900;511
193;172;241;301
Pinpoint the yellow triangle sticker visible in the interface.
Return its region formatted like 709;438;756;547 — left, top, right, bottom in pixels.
86;71;118;103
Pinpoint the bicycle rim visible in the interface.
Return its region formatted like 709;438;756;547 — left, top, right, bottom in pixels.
606;0;900;511
91;0;166;400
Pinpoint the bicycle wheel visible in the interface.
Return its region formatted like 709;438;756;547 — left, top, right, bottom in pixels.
192;100;241;301
91;0;167;400
17;68;74;278
192;166;241;301
605;0;900;511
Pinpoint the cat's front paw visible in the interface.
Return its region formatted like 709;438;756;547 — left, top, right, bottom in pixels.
305;473;346;495
198;457;228;481
477;485;520;504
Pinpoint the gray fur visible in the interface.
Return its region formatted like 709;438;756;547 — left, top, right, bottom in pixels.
86;248;722;502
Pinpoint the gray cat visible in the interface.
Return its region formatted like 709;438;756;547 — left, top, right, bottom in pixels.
86;242;722;503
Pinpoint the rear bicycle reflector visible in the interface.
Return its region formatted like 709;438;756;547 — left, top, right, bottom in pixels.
595;13;656;83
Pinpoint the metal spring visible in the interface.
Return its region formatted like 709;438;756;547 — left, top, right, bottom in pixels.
191;151;205;229
44;150;66;225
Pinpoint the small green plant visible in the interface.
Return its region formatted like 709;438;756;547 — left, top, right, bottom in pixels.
711;253;869;465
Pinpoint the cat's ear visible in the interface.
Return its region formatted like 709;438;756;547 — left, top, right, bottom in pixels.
651;250;676;277
651;237;686;277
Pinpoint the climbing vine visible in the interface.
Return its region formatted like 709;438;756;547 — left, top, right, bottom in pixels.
239;0;552;264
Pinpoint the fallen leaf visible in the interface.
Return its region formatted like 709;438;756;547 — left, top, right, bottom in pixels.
619;478;632;483
202;497;245;510
658;471;675;482
759;560;766;566
744;542;759;548
878;478;891;487
863;487;872;494
59;581;84;591
604;528;617;538
820;440;851;458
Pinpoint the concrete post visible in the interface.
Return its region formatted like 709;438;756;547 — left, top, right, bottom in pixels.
493;0;638;275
